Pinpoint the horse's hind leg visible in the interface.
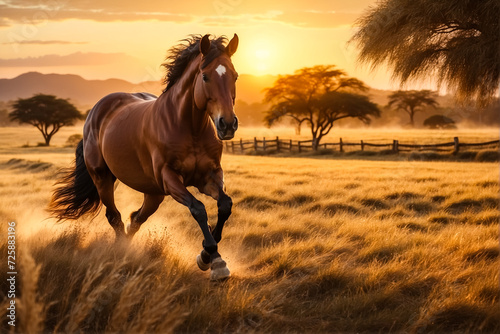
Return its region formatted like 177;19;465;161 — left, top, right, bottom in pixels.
95;172;125;239
127;194;164;238
85;149;125;238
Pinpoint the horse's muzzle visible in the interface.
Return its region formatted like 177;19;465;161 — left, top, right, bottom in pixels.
216;116;238;140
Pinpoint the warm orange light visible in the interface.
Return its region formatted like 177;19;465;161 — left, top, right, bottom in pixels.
237;38;278;75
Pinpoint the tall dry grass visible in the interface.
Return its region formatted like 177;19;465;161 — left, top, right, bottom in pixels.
0;128;499;333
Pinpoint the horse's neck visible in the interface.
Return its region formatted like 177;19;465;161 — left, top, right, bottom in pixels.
155;57;210;136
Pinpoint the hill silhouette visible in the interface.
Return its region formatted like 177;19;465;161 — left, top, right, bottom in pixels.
0;72;161;109
0;72;275;105
1;72;467;127
0;72;277;125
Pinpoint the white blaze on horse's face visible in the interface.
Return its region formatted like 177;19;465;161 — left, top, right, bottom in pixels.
216;64;226;77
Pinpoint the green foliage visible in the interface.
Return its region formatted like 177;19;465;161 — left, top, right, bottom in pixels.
388;90;438;126
264;65;380;149
9;94;82;146
350;0;500;105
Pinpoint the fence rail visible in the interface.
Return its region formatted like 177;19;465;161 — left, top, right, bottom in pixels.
223;136;500;154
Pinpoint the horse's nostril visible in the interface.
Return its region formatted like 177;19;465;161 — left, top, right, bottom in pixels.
233;117;239;130
218;117;227;130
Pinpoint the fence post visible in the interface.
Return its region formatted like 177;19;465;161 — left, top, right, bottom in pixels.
393;140;399;153
225;141;230;152
276;136;280;152
231;141;235;153
240;138;243;153
339;138;343;152
263;137;266;151
290;139;293;151
298;141;302;153
454;137;459;154
361;140;364;151
254;137;257;152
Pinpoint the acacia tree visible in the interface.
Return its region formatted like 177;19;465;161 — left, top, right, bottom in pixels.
424;115;456;129
388;90;438;127
10;94;82;146
350;0;499;106
264;65;380;150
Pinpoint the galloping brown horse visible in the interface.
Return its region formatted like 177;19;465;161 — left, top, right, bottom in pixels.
49;34;239;280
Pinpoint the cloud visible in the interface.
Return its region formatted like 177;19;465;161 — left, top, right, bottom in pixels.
0;0;372;28
197;10;358;29
0;52;139;67
2;40;88;45
266;10;360;28
0;3;194;25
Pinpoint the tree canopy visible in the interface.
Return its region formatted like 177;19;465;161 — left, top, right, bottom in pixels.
264;65;380;150
350;0;499;106
10;94;82;146
424;114;457;129
388;90;438;127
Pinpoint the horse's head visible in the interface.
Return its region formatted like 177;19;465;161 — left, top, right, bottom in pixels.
194;34;239;140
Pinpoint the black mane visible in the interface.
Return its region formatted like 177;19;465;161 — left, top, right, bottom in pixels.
162;35;228;92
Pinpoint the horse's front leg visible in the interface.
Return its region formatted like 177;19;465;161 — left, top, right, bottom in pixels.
163;168;230;281
213;189;232;243
197;173;232;279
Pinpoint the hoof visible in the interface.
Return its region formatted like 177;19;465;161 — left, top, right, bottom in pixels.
210;257;230;281
126;223;140;239
196;254;210;271
114;226;127;240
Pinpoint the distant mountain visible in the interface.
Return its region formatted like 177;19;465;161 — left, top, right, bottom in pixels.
0;72;276;108
0;72;462;127
0;72;278;126
0;72;161;109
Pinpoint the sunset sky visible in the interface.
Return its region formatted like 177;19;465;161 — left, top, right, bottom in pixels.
0;0;435;90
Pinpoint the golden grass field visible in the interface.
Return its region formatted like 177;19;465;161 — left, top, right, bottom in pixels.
0;125;499;333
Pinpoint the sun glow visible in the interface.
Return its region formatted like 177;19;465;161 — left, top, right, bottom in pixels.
237;38;278;75
254;47;271;73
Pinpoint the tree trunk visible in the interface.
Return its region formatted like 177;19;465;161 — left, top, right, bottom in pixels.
295;123;301;135
312;135;324;151
42;132;52;146
409;110;415;127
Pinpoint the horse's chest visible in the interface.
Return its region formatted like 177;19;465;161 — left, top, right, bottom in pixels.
175;154;216;182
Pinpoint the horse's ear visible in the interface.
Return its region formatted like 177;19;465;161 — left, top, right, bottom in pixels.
200;35;211;56
226;33;238;57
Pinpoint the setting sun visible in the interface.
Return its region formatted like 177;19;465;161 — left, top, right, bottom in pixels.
254;47;271;73
235;38;279;76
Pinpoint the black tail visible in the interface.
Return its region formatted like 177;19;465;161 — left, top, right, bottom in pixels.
49;140;102;220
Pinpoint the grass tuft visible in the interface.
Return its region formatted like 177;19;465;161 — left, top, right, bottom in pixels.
475;150;500;162
323;203;360;216
238;195;278;210
360;198;389;210
464;247;500;262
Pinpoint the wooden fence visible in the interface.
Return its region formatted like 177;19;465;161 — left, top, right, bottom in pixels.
223;136;500;154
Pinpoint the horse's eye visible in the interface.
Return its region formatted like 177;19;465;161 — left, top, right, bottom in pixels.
202;73;208;82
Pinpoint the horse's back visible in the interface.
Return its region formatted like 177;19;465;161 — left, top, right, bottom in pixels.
86;92;157;124
132;92;157;101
